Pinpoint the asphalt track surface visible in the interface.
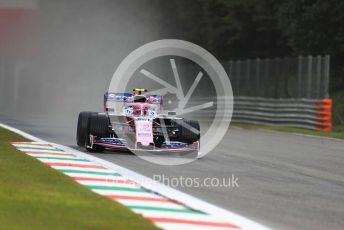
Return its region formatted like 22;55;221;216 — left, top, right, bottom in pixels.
1;114;344;230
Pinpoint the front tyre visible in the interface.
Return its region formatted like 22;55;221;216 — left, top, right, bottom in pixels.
77;111;96;147
85;114;109;152
177;119;200;144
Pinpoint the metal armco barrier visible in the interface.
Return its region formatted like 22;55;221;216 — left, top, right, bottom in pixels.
231;97;332;131
184;96;332;131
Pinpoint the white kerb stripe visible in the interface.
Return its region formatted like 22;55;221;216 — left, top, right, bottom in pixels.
0;122;272;230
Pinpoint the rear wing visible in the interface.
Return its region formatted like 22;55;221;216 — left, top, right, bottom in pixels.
104;92;163;113
104;93;133;102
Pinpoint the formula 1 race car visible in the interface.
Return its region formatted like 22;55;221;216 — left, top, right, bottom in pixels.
76;88;200;153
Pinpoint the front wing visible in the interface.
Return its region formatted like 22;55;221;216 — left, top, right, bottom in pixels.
90;136;199;153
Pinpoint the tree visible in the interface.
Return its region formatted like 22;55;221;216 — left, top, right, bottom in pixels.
276;0;344;91
154;0;344;91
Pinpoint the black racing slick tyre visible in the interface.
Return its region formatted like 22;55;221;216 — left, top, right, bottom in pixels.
178;119;200;144
77;111;96;147
85;114;110;152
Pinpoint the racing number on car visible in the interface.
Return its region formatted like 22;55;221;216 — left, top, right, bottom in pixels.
134;118;153;146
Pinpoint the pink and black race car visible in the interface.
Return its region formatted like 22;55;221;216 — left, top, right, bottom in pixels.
76;88;200;153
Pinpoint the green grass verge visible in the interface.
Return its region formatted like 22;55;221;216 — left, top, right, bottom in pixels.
234;123;344;140
0;127;158;230
332;90;344;125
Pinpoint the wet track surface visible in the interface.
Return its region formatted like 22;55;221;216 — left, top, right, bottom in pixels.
1;114;344;230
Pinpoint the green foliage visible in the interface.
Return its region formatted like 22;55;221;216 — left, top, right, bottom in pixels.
276;0;344;54
275;0;344;91
154;0;344;91
332;90;344;125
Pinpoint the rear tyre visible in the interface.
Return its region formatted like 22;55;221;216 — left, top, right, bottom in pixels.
177;119;200;144
85;114;110;152
77;111;96;147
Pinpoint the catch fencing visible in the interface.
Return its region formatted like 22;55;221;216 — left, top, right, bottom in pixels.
224;55;330;99
224;55;332;130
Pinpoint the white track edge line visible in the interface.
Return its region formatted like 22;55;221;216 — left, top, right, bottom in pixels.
0;122;272;230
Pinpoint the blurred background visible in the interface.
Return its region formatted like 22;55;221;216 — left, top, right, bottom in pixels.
0;0;343;135
1;3;343;229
